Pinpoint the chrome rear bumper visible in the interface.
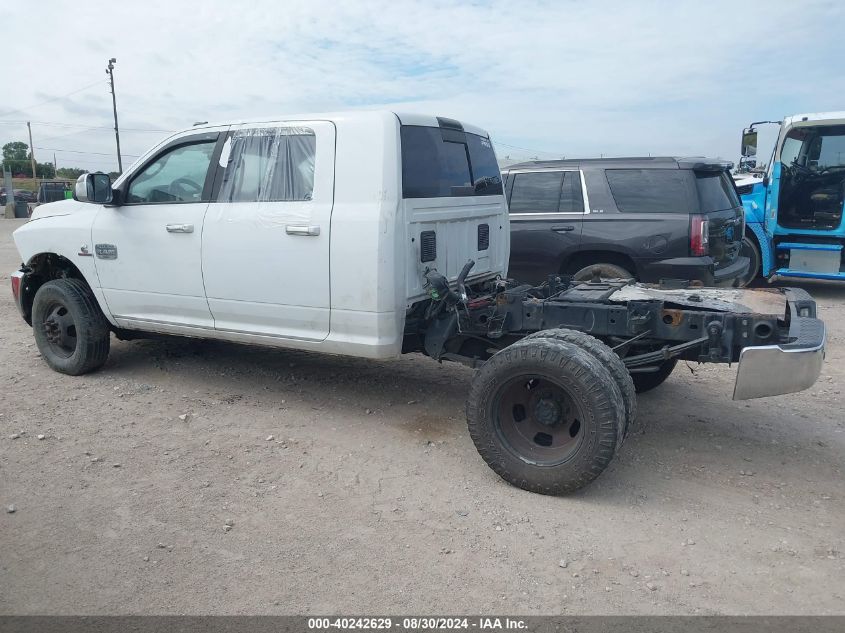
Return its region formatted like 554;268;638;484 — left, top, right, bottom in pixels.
733;289;826;400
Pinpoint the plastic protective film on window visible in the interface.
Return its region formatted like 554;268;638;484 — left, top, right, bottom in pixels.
216;127;316;226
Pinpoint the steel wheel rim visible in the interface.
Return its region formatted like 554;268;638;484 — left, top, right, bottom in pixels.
493;374;586;466
41;300;78;358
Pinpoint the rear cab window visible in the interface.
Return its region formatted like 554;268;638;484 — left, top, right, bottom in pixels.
218;127;316;202
401;125;502;198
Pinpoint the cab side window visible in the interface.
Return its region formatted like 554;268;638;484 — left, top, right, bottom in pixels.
126;140;216;204
218;127;316;203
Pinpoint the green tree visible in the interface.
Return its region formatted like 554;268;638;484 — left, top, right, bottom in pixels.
37;162;55;178
2;141;28;161
3;159;31;176
57;167;87;180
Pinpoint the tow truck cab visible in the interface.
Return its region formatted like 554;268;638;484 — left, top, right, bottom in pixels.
738;112;845;282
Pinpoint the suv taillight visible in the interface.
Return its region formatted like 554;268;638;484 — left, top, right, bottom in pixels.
690;214;709;256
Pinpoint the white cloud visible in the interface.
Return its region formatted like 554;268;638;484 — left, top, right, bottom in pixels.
2;0;842;171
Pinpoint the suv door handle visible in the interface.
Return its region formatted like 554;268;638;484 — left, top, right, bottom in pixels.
552;225;576;232
286;225;321;236
166;223;194;233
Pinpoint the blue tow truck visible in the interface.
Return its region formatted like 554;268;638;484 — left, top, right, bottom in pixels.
736;111;845;284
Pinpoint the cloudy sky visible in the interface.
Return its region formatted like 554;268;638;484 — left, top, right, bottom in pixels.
2;0;843;173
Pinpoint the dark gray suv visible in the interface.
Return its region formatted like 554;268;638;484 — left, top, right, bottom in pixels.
502;157;750;286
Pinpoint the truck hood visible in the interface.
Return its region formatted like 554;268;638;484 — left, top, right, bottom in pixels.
732;173;765;189
29;198;87;220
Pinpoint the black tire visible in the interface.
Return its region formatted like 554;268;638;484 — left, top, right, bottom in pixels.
524;328;636;442
630;358;678;393
466;337;625;495
736;235;761;288
571;262;633;282
32;278;110;375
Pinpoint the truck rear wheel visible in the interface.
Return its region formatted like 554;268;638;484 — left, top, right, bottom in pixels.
631;358;677;393
466;337;625;495
524;328;636;441
31;279;110;375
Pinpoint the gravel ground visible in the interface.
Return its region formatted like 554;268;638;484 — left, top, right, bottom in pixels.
0;218;843;615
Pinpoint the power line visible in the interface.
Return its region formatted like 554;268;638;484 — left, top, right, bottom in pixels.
31;127;96;144
0;119;173;133
494;141;563;157
34;146;140;158
0;80;106;118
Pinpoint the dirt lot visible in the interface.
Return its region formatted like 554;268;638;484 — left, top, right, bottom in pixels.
0;217;843;615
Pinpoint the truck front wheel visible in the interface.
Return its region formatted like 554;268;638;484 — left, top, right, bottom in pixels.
736;235;761;288
31;279;111;375
466;337;625;495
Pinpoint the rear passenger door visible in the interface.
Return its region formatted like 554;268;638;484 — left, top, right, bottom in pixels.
201;121;335;340
507;170;585;284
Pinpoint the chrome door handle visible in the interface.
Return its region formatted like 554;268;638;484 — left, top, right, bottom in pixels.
166;223;194;233
286;225;321;236
552;225;576;232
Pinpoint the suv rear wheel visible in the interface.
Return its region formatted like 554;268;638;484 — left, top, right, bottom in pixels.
32;279;110;375
571;262;633;282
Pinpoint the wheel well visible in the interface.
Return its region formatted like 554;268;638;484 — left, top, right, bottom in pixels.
744;227;760;248
19;253;93;325
562;251;637;277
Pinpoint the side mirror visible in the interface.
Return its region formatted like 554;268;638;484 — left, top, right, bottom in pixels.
741;128;758;158
74;172;113;204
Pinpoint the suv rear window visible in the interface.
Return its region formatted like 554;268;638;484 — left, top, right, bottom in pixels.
606;169;691;213
695;171;741;212
401;125;502;198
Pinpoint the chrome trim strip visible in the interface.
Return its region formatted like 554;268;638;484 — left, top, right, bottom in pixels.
579;169;591;215
509;212;586;220
504;169;578;175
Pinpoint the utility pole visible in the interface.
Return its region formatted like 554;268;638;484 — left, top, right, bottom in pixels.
27;121;37;179
106;57;123;173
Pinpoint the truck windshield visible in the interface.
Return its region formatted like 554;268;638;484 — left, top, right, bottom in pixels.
401;125;502;198
780;125;845;169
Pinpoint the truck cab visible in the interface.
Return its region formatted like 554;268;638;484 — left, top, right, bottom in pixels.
738;112;845;282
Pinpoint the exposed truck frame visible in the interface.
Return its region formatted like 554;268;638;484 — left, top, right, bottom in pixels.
407;262;824;402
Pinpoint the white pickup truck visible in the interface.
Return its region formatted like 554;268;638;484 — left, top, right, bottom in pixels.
10;111;826;494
